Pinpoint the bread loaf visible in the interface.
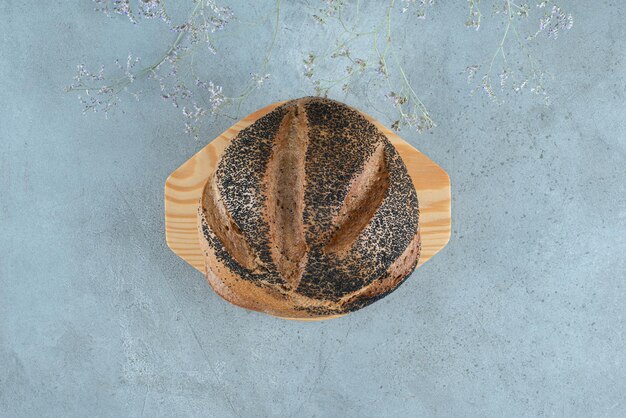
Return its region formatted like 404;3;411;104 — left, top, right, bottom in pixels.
198;97;420;319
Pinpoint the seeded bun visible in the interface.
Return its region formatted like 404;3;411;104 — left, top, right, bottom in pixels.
198;97;420;319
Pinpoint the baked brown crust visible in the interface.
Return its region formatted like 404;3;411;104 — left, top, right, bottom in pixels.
198;97;420;319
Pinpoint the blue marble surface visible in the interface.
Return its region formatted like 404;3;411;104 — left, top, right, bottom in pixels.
1;1;625;417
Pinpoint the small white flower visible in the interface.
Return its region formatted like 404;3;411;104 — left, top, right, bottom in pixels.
251;73;270;87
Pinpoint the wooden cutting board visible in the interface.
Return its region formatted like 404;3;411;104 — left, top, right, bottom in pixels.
165;101;451;290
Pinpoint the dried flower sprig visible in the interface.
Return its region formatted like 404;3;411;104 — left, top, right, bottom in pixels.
303;0;435;133
68;0;280;139
400;0;435;19
465;0;573;105
533;3;573;39
466;0;482;30
311;0;346;25
93;0;171;24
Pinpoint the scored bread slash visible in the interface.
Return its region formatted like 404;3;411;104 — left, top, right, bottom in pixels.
263;103;309;290
197;97;420;319
322;141;389;258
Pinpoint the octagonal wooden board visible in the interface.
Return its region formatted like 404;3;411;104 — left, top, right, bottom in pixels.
165;101;451;286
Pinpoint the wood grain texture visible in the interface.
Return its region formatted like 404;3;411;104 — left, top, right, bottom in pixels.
165;101;451;309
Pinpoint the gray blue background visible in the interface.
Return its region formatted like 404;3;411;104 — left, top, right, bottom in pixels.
1;1;625;417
